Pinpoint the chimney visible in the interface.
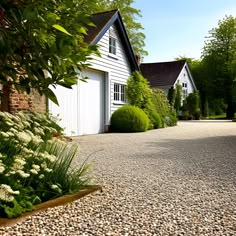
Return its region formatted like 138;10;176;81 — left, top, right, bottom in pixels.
135;54;141;66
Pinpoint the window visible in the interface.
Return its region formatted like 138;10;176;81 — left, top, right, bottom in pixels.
109;37;117;55
114;83;126;102
182;89;188;99
182;82;187;88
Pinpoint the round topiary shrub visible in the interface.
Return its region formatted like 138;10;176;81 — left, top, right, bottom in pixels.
111;105;149;132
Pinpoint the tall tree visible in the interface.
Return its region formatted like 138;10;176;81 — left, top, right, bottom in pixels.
0;0;98;104
175;56;210;117
202;15;236;118
95;0;147;58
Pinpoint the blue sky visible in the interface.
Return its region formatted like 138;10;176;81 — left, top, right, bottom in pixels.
132;0;236;63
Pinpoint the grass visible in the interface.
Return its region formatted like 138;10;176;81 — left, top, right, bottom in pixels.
207;113;227;119
207;113;236;120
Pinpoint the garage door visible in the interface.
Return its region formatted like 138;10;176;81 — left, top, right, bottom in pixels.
48;69;104;136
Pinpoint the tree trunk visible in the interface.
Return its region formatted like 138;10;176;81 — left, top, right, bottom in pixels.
0;84;10;112
226;102;234;119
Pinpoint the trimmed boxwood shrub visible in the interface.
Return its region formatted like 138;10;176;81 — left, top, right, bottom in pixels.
111;105;149;132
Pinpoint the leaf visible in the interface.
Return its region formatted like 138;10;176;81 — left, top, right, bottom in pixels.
52;24;72;36
44;88;59;105
78;27;87;35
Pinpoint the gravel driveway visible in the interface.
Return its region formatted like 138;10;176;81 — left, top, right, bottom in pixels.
1;120;236;235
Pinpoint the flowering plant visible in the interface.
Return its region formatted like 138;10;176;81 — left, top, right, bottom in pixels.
0;112;91;218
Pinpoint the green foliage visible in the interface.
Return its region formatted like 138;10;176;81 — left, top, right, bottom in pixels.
149;111;162;129
0;0;98;103
167;87;176;106
96;0;147;57
0;112;91;218
202;15;236;118
174;83;182;113
184;92;201;120
152;89;178;127
126;71;152;110
152;89;171;117
111;105;149;132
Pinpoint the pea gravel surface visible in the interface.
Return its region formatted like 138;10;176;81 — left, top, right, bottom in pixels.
1;120;236;236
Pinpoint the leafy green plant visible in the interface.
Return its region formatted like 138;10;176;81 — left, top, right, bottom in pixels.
174;83;182;113
151;89;177;127
149;111;162;129
167;86;176;106
126;71;152;110
0;112;91;218
185;92;201;119
126;73;178;129
0;0;99;104
111;105;149;132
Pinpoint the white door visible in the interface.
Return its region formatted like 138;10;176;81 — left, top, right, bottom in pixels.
48;69;104;136
78;70;104;135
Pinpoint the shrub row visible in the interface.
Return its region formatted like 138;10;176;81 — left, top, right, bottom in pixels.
111;71;178;132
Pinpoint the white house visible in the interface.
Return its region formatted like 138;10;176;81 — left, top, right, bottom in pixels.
140;60;197;100
48;10;139;136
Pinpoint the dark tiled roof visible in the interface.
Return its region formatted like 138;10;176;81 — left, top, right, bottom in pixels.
84;10;118;44
140;60;186;87
83;9;139;71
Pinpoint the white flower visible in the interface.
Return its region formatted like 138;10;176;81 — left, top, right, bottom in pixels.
45;168;52;173
0;132;10;138
33;122;40;127
16;170;30;178
40;162;47;170
9;128;18;134
39;174;44;179
51;184;59;190
0;166;5;174
17;131;32;144
6;131;14;137
42;152;56;162
30;169;38;175
14;158;26;166
6;121;14;126
32;164;40;172
0;184;19;202
11;158;26;171
22;147;34;155
31;135;43;145
34;127;44;136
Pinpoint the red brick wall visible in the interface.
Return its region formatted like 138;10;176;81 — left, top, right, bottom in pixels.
1;85;47;113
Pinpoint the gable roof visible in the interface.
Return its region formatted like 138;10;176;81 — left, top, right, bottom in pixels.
140;60;187;87
84;10;139;71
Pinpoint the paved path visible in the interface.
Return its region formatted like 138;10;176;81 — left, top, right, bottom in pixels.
1;121;236;235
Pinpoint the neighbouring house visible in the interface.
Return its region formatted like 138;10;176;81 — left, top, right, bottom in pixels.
140;60;197;100
48;10;139;136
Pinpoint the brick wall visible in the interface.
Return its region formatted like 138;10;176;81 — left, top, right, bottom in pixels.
29;89;47;113
1;85;47;113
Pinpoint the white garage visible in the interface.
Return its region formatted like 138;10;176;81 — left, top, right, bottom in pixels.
49;69;105;136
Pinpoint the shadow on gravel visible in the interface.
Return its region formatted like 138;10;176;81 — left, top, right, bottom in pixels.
179;120;232;123
144;135;236;183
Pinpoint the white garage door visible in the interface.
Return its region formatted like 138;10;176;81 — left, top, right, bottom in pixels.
48;69;104;136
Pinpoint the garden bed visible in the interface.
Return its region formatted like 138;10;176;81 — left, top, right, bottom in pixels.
0;185;101;227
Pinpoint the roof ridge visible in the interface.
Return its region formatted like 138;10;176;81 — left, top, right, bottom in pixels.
92;9;118;16
141;60;186;65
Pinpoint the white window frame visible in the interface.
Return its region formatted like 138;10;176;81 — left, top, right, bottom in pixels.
109;36;117;55
114;83;126;103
